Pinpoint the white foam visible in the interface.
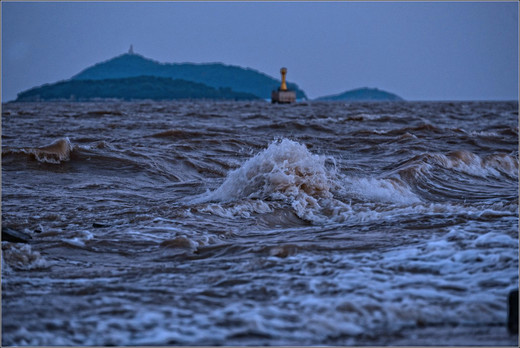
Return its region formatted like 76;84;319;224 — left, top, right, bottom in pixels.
209;139;335;201
341;176;421;204
1;242;52;270
429;151;518;178
61;230;94;248
192;139;338;221
473;232;518;248
189;139;518;225
188;139;518;227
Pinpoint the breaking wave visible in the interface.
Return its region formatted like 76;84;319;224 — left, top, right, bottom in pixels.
191;139;517;224
191;139;340;222
192;139;422;222
2;137;73;164
396;150;518;179
203;139;336;202
2;243;52;271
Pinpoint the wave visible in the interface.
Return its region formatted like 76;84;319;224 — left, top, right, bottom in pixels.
2;243;52;271
149;129;205;139
191;139;425;223
1;137;184;182
2;137;73;164
193;139;337;202
190;139;517;224
351;123;444;137
191;139;340;221
339;176;421;204
394;150;518;180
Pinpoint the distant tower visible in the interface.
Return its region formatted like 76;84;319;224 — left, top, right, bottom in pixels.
129;45;134;54
271;67;296;104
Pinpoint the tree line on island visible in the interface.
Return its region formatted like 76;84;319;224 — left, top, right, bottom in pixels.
14;52;403;102
17;76;260;102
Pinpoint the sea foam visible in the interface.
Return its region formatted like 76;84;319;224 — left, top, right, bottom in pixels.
193;139;424;223
193;139;338;220
2;243;52;271
191;139;517;225
407;151;518;179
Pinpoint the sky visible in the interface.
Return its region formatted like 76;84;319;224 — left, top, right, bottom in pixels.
2;1;518;102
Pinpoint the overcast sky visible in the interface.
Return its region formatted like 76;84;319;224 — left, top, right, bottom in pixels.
2;1;518;102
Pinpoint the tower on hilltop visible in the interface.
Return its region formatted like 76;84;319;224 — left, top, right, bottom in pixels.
129;45;134;54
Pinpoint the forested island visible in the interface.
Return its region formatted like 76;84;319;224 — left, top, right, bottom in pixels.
316;87;403;101
15;76;260;102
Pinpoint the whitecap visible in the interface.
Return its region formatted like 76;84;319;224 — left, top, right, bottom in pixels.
25;137;73;164
2;243;52;270
191;139;340;222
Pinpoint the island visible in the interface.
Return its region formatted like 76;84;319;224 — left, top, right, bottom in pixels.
15;76;260;102
71;52;307;100
316;87;403;101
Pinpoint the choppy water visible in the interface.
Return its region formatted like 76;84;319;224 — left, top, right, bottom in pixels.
2;100;518;345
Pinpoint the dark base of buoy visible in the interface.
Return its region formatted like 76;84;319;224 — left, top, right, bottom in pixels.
271;90;296;104
508;288;518;334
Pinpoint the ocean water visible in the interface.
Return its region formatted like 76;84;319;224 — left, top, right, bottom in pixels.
1;100;518;345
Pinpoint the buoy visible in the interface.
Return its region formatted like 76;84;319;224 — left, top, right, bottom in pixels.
271;67;296;104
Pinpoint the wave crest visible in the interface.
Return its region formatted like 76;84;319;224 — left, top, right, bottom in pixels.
2;243;52;271
193;139;338;219
3;137;73;164
396;150;518;180
191;141;516;224
30;137;73;164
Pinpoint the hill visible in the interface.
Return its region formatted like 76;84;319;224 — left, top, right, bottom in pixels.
15;76;261;102
316;87;403;101
72;53;307;100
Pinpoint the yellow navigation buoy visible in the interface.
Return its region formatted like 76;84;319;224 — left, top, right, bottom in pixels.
272;67;296;104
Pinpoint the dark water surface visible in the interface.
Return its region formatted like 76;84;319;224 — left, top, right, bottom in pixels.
2;101;518;345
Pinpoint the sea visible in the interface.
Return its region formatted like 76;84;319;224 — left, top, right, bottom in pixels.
1;100;518;346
